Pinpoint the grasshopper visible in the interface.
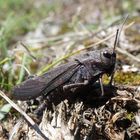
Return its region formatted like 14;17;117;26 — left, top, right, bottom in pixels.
12;47;117;100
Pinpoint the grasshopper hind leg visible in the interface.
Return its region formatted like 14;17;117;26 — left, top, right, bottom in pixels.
34;101;48;117
63;65;91;92
63;80;89;91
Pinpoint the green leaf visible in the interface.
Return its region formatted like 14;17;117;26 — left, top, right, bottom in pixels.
0;103;11;120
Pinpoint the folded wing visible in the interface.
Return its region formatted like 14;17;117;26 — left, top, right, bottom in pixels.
12;61;80;100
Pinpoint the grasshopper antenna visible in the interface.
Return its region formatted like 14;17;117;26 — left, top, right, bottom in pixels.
113;14;129;53
113;29;119;53
110;15;129;85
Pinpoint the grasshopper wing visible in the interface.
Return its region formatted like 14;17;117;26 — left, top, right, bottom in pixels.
12;62;80;100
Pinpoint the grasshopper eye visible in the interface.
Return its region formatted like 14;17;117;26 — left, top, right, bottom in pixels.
103;51;111;58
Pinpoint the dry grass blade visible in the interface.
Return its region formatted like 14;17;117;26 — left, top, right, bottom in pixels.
0;90;49;140
116;47;140;62
21;42;37;61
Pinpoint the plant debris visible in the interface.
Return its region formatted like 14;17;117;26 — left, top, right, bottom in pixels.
6;85;139;140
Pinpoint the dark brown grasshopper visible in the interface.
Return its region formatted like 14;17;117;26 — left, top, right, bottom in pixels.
12;47;117;100
12;16;128;101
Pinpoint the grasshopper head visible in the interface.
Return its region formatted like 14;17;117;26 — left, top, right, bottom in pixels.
99;48;116;75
